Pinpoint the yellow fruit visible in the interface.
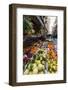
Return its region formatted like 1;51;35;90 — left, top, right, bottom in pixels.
38;64;45;71
33;68;38;74
24;69;29;75
48;60;50;64
35;60;41;64
50;64;53;68
53;61;57;65
42;61;45;65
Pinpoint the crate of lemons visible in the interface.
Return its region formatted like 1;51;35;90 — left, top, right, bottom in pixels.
23;49;57;75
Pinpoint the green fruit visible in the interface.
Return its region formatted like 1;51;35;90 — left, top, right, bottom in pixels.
33;68;38;74
32;63;37;69
38;64;45;71
35;60;41;65
42;53;46;58
52;65;57;70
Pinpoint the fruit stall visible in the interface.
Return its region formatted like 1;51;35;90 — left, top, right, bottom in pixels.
23;41;57;75
23;15;57;75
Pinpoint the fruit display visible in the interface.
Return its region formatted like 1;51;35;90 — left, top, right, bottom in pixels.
47;59;57;73
23;49;47;75
23;41;57;75
47;42;57;73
